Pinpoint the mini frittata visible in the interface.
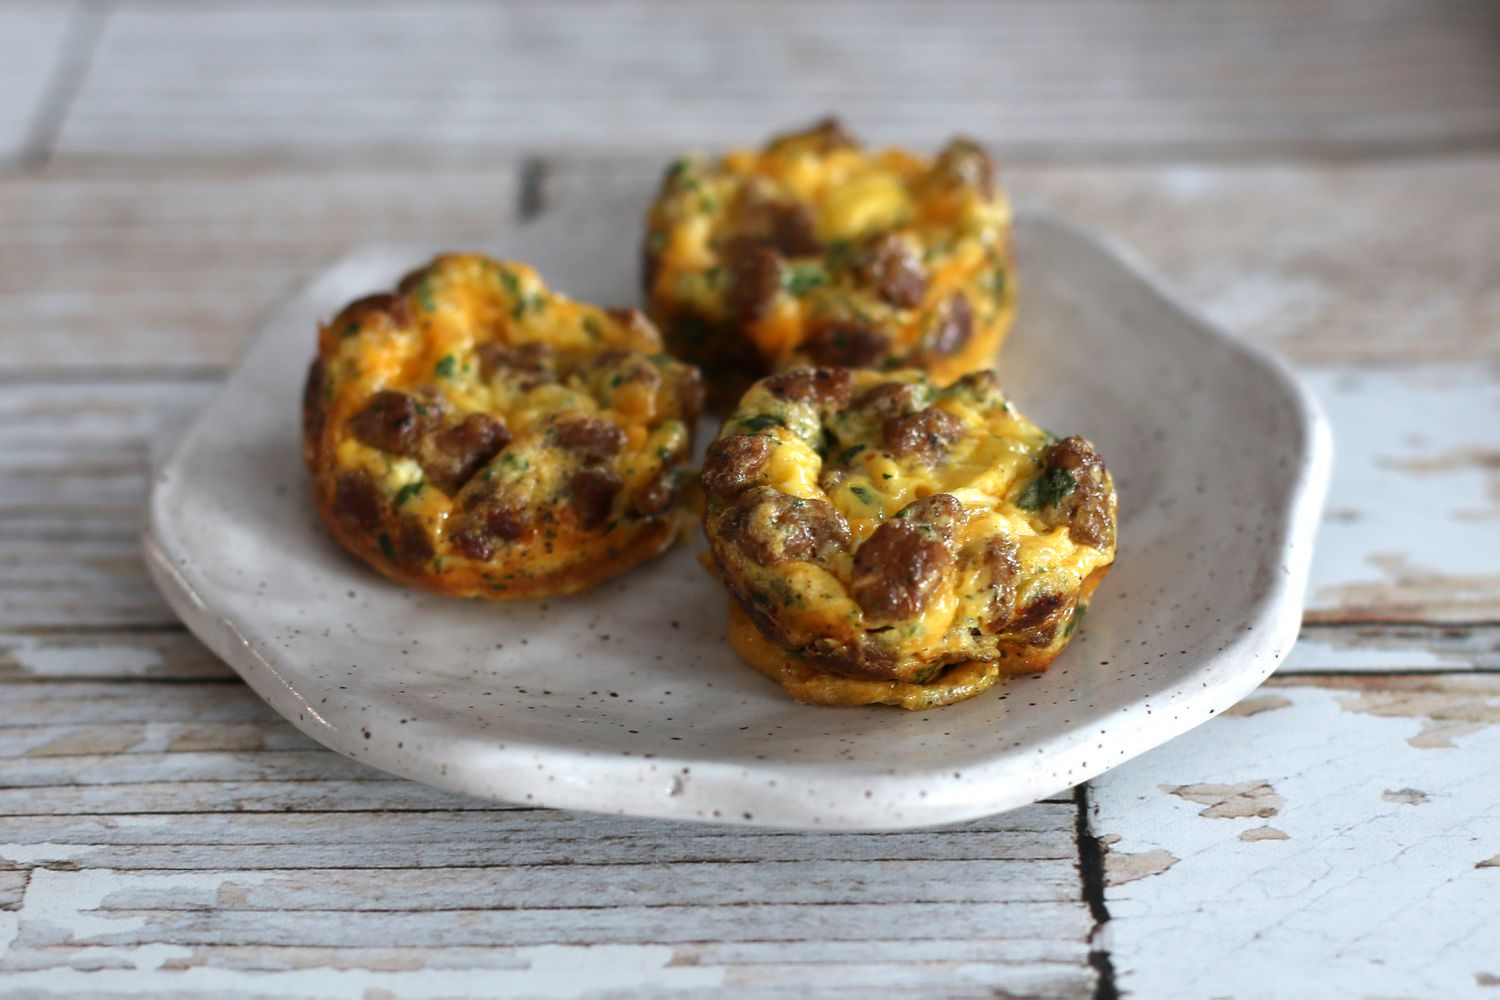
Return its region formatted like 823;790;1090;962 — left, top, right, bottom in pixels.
302;254;705;599
643;118;1014;401
702;367;1116;709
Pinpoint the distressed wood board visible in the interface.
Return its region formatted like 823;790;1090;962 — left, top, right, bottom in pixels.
53;1;1500;162
4;0;1500;993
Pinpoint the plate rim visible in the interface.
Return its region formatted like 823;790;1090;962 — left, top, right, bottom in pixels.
142;208;1333;831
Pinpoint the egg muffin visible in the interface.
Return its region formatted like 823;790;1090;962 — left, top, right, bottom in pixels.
702;367;1115;709
643;118;1014;401
303;254;704;599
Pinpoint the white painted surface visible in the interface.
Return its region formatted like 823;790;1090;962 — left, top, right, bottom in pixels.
3;1;1498;994
1090;676;1500;998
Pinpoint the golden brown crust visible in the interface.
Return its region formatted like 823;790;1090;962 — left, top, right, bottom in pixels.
703;366;1117;706
304;254;702;599
644;119;1015;403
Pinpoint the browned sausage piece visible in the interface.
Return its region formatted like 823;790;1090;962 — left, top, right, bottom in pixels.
702;434;775;500
767;116;858;155
979;534;1020;628
719;487;849;567
1040;436;1113;549
333;470;386;532
761;367;854;410
677;366;707;422
932;137;996;198
630;469;678;517
851;381;922;422
851;519;954;621
857;232;928;308
302;358;328;454
925;291;973;357
882;407;965;461
569;467;624;529
803;320;889;368
394;515;435;568
724;236;783;324
895;492;965;538
476;341;554;383
343;292;413;330
552;417;627;462
1011;591;1069;647
422;413;510;495
347;390;438;457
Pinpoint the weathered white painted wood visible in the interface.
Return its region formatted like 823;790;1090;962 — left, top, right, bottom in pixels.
0;166;519;374
0;631;235;682
0;801;1094;997
0;2;77;163
9;155;1499;371
1300;365;1500;624
544;155;1500;366
56;1;1500;162
1282;624;1500;673
1088;674;1500;999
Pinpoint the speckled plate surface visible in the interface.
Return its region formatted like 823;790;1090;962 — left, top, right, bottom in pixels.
143;190;1331;830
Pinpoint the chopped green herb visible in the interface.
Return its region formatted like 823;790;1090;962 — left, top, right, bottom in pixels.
849;485;877;506
415;280;437;312
1018;467;1076;511
739;414;784;433
434;354;457;378
1064;602;1087;638
838;443;866;464
781;263;827;297
498;269;522;298
342;320;361;338
583;316;604;340
377;532;396;561
393;480;425;508
988;269;1008;297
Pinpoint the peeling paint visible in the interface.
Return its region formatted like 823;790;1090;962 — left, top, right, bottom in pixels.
1104;849;1179;887
1381;788;1431;806
1310;552;1500;623
1476;853;1500;870
1238;826;1289;842
1222;695;1292;717
1477;972;1500;987
1276;676;1500;748
1164;781;1283;819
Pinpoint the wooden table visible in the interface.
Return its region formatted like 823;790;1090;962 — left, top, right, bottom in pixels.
3;3;1498;996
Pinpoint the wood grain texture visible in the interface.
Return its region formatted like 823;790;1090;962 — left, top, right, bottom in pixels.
1090;674;1500;998
0;738;1095;997
0;2;78;163
54;0;1500;163
546;154;1500;366
0;165;520;375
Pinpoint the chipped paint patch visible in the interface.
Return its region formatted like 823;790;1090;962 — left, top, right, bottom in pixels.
1104;848;1178;887
1164;781;1283;819
1310;553;1500;623
1276;675;1500;748
1477;972;1500;987
1222;695;1292;717
1238;826;1289;842
1381;788;1431;806
1476;853;1500;870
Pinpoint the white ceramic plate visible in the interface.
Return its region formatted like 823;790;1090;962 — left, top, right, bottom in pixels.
144;191;1331;830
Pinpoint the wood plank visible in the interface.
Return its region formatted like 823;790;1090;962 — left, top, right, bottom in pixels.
1286;624;1500;673
10;155;1498;371
1088;674;1500;998
0;802;1093;997
544;155;1500;366
0;2;78;164
0;164;520;374
1300;365;1500;624
55;1;1500;163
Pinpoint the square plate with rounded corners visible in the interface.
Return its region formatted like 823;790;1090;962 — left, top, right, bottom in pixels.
144;193;1331;831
